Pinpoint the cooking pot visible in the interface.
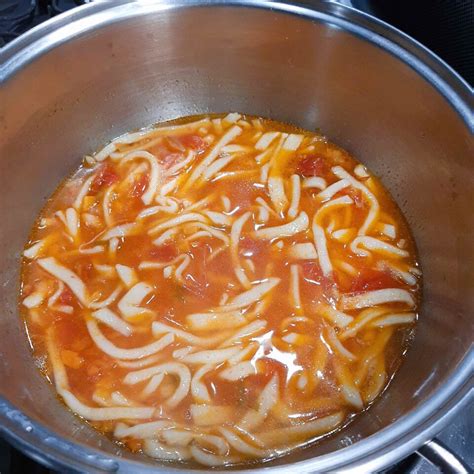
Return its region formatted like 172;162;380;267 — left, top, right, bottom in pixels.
0;1;472;472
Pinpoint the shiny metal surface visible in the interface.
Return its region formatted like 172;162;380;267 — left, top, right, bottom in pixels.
0;1;472;472
418;439;471;474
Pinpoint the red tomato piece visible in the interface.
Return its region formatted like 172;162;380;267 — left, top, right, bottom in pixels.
90;165;119;193
347;187;365;208
295;154;328;177
302;261;338;293
228;181;255;210
302;261;323;281
75;262;94;281
180;134;207;152
239;237;268;258
161;152;185;170
131;174;149;197
149;243;178;261
59;287;73;305
242;372;268;395
350;268;399;292
258;357;288;385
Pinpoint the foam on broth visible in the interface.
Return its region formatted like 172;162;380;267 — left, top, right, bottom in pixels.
20;113;421;466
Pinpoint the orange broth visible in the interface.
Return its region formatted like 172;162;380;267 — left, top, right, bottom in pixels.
20;113;421;466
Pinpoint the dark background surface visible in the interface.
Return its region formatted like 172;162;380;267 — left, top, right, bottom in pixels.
352;0;473;85
0;1;472;473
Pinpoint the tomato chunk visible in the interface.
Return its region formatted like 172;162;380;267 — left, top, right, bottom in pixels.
161;152;185;170
59;287;73;305
131;174;149;197
295;154;328;177
302;261;323;281
180;134;207;152
257;358;288;386
130;174;149;197
91;165;119;193
347;187;365;208
149;243;178;261
350;268;399;292
239;237;268;258
228;181;255;210
76;262;93;281
302;261;338;293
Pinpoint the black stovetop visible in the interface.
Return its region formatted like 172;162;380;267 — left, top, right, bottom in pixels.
0;0;90;46
0;1;472;473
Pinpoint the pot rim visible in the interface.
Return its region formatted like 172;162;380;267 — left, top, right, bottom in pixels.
0;1;472;472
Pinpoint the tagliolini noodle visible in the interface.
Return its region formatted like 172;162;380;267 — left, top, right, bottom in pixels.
20;113;421;466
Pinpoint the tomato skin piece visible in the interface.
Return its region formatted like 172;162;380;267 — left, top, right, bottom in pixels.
131;174;149;197
90;165;119;193
296;154;328;177
180;134;207;152
302;261;323;281
347;188;365;208
161;152;185;169
149;243;178;261
239;237;268;258
59;287;73;305
350;268;399;292
258;358;288;388
302;261;339;294
228;181;255;210
75;261;94;281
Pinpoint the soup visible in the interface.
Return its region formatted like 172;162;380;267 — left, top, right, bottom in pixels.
20;113;421;466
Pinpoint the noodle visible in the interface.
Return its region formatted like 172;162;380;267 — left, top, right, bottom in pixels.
123;362;191;408
254;212;309;240
87;320;174;360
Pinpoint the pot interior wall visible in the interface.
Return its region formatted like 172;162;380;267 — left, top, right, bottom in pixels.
0;4;472;469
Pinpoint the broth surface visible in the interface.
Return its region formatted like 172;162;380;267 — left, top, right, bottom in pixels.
20;113;421;466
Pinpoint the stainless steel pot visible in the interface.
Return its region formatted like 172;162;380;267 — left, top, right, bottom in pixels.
0;1;472;472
